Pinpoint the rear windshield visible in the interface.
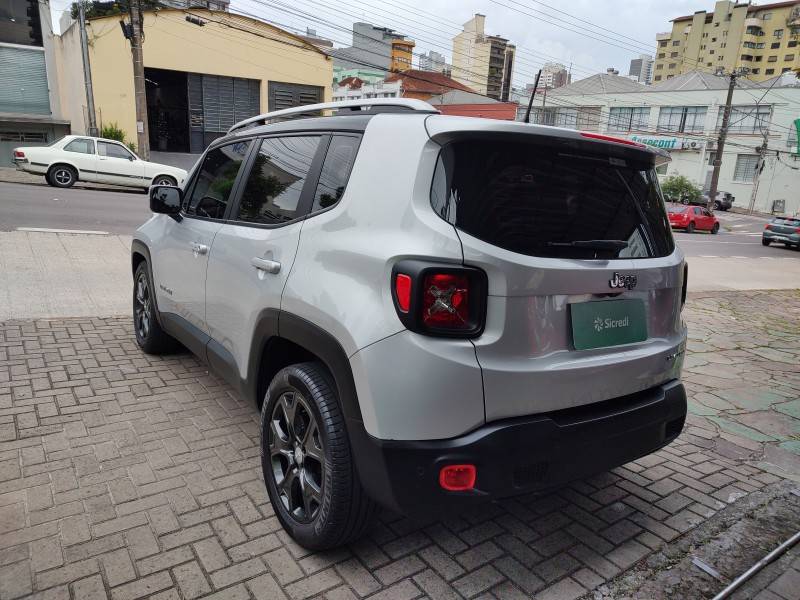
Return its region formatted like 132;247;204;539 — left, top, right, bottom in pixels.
431;140;675;260
667;205;688;214
772;218;800;227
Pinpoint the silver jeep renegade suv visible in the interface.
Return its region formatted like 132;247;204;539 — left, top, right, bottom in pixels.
132;99;688;550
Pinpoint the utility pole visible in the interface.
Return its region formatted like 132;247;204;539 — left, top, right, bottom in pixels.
707;68;741;212
541;85;547;108
523;69;542;124
128;0;150;159
78;1;98;136
747;132;769;214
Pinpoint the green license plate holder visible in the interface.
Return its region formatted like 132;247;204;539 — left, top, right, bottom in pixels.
570;299;648;350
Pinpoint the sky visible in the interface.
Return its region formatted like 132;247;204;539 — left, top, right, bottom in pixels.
50;0;709;86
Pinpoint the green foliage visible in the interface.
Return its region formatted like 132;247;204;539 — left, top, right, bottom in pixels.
100;122;126;143
660;175;702;203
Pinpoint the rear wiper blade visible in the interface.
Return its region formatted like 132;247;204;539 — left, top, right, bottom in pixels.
545;240;629;250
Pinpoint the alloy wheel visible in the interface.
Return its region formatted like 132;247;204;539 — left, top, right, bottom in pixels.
269;391;325;523
53;168;73;186
155;177;175;186
134;272;152;340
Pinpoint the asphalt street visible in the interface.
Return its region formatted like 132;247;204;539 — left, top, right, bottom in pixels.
0;181;798;260
0;181;150;235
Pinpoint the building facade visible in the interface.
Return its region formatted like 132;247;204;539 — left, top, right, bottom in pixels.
654;0;800;83
540;62;571;88
419;50;450;75
332;78;401;101
629;54;654;84
56;9;331;154
451;14;515;101
0;0;69;166
390;39;415;72
331;22;413;73
518;70;800;215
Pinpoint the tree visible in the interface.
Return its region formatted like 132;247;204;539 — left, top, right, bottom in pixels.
660;175;702;204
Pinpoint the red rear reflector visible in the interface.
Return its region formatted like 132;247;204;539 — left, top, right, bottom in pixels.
439;465;476;491
13;150;25;158
422;273;469;329
395;273;412;313
579;132;644;147
765;224;772;230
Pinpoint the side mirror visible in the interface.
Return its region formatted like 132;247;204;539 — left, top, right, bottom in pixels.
150;185;182;217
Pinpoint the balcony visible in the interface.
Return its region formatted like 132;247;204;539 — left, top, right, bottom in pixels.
745;17;763;28
656;32;671;41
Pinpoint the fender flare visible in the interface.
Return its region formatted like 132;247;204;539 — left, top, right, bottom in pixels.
130;239;164;328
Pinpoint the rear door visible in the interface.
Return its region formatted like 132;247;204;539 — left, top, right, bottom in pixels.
204;134;328;377
429;133;685;421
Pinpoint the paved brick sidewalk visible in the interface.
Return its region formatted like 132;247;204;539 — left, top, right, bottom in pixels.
0;291;797;600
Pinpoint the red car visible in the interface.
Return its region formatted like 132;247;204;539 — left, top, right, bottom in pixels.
667;204;719;234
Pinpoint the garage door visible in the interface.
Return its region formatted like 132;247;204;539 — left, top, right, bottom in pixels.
188;74;260;153
268;82;324;111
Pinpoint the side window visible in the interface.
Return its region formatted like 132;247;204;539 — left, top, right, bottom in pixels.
98;141;134;160
184;142;251;220
64;138;95;154
694;207;702;215
235;136;321;225
311;135;359;212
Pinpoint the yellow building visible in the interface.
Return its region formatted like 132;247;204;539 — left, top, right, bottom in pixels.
390;39;415;72
56;8;332;153
654;0;800;83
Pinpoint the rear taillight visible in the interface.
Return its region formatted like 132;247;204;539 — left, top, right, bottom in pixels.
391;261;487;337
394;274;411;312
795;227;800;234
765;224;772;230
421;273;469;329
579;132;645;147
13;150;25;158
681;263;688;310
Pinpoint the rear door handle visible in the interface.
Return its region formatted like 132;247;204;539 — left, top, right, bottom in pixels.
251;257;281;274
190;242;208;256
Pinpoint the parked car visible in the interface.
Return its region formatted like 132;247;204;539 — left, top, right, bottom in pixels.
701;190;734;211
131;99;688;549
762;216;800;249
670;190;734;211
12;135;187;190
668;204;720;234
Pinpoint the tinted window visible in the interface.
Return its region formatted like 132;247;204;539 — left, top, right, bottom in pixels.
431;140;674;259
98;142;133;160
235;136;321;225
312;135;359;212
667;205;687;214
773;218;800;227
64;138;95;154
184;142;250;220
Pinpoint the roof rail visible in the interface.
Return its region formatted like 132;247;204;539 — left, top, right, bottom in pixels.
227;98;439;134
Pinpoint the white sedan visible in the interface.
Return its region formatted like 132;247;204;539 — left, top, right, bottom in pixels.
12;135;187;190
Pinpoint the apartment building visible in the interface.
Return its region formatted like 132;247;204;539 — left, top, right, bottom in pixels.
517;69;800;215
419;50;451;76
654;1;800;83
332;23;414;73
540;62;571;88
629;54;654;84
451;14;515;101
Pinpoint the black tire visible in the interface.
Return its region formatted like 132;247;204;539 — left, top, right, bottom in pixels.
762;238;770;246
133;262;178;354
711;223;719;235
713;201;721;211
686;222;695;234
261;362;377;550
152;175;177;186
48;164;77;188
681;197;690;205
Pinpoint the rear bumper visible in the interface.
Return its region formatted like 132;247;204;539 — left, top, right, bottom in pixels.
350;379;687;515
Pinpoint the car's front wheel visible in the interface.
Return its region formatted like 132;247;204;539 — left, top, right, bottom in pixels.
686;222;695;234
48;165;77;188
261;362;376;550
133;262;177;354
762;238;771;246
711;223;719;235
153;175;177;186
